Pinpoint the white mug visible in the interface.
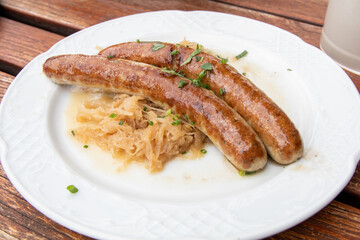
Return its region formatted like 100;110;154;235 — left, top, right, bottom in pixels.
320;0;360;75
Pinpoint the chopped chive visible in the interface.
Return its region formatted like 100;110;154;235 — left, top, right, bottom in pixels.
220;58;228;64
118;121;124;125
242;72;246;76
181;49;203;66
200;149;207;154
107;55;114;59
200;63;212;71
171;49;179;56
166;109;172;116
195;56;201;62
182;151;187;154
171;119;181;125
178;80;188;88
109;113;118;118
287;68;292;71
196;43;200;50
71;130;75;136
235;50;248;60
148;120;153;126
66;185;78;194
192;79;201;87
83;145;88;148
200;56;204;63
198;70;207;80
157;115;165;118
136;39;140;43
220;88;225;95
152;43;165;51
185;115;189;121
238;170;256;176
143;107;147;111
190;121;195;125
172;115;180;120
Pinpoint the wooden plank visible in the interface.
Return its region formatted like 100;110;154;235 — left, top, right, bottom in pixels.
0;71;13;103
270;201;360;239
1;0;322;47
0;17;63;75
218;0;329;25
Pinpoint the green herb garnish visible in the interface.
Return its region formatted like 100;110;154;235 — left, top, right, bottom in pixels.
220;88;225;95
136;39;140;43
242;72;246;76
107;55;114;59
71;130;75;136
83;145;88;148
148;120;153;126
181;49;203;66
67;185;78;194
152;43;165;51
200;57;204;63
143;107;147;111
157;116;165;118
118;121;124;125
171;120;181;125
166;109;172;116
190;121;195;125
171;49;179;56
109;113;118;118
287;68;292;71
195;56;201;61
200;63;212;71
200;149;207;154
235;50;248;60
178;80;188;88
182;151;187;154
185;115;189;121
238;170;256;176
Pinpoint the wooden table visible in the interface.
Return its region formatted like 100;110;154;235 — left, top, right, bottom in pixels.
0;0;359;239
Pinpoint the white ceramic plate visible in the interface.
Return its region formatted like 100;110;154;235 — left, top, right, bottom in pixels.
1;11;360;240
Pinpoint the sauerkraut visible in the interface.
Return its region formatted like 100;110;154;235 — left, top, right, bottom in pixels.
71;92;206;172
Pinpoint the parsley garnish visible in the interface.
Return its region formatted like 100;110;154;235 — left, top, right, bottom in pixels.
178;80;188;88
148;120;153;126
143;107;147;111
67;185;78;194
109;113;117;118
152;43;165;51
236;50;248;60
83;145;88;148
171;50;179;56
118;121;124;125
220;88;225;95
200;63;212;71
181;49;203;66
107;55;114;59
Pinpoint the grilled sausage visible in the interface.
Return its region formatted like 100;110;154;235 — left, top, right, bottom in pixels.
99;42;303;164
43;54;267;171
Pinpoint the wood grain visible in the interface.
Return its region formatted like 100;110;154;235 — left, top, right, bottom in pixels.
269;201;360;240
217;0;329;25
2;0;322;46
0;17;63;75
0;72;13;103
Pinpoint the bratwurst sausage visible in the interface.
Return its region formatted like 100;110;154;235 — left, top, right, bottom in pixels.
43;54;267;171
99;42;303;164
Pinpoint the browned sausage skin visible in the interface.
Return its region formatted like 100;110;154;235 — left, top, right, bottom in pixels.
99;42;304;164
43;54;267;171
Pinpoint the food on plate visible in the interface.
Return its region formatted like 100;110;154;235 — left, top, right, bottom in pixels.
99;41;304;164
71;93;206;172
43;54;267;171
